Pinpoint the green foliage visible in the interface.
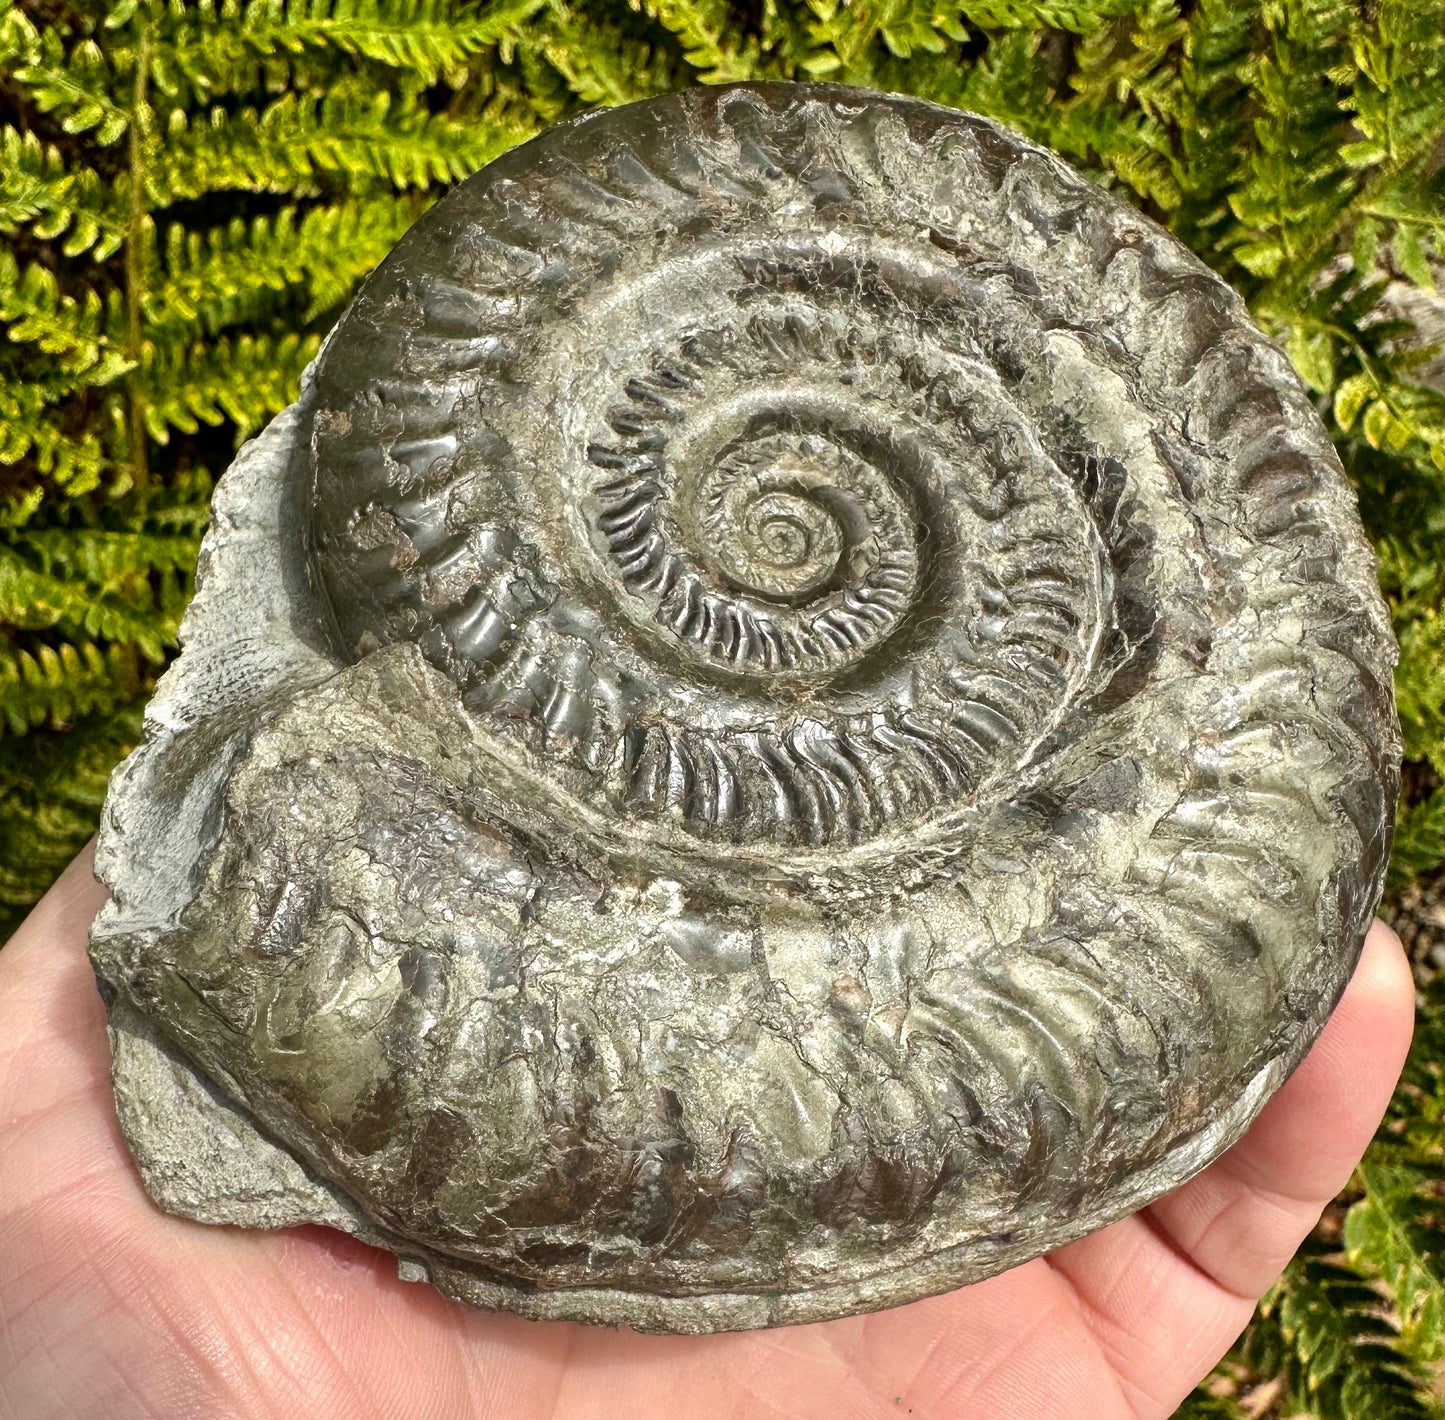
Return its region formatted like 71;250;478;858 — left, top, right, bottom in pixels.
1;1;1441;1412
1170;1390;1246;1420
0;700;145;916
1245;1242;1437;1420
1347;968;1445;1371
1346;1165;1444;1369
1203;967;1445;1418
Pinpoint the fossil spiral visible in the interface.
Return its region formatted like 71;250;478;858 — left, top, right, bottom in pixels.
89;83;1400;1333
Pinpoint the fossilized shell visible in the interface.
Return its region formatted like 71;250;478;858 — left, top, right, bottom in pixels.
90;82;1400;1334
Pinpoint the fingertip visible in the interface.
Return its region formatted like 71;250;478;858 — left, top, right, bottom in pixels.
1312;916;1415;1094
1358;915;1413;1016
0;842;112;1096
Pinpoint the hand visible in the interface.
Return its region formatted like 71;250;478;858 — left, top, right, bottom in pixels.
0;845;1415;1420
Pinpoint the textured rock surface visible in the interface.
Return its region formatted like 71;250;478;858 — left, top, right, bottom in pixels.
90;82;1401;1334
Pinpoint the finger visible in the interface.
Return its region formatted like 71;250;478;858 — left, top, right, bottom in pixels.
0;839;107;979
1044;920;1416;1419
0;843;112;1126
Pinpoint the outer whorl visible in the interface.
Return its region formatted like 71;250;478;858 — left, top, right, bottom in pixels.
89;83;1400;1334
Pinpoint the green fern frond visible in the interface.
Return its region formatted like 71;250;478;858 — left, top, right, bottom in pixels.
797;0;897;78
1247;1246;1436;1420
0;701;146;930
1257;256;1445;478
0;637;143;736
13;525;200;585
134;470;218;536
627;0;766;80
1046;0;1184;212
1227;0;1357;285
953;27;1057;131
1387;786;1444;892
1378;963;1443;1156
299;196;433;315
137;330;319;441
0;128;125;258
0;11;131;145
0;546;181;659
1169;0;1252;252
143;197;424;338
1345;1165;1445;1367
0;251;131;382
150;89;534;201
152;0;549;98
1344;0;1444;171
886;3;971;60
0;378;111;495
0;8;1442;1407
1065;0;1183;126
530;4;681;105
1171;1388;1247;1419
1394;608;1445;775
958;0;1136;32
816;0;969;69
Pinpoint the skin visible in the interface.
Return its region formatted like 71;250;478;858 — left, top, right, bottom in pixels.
0;845;1415;1420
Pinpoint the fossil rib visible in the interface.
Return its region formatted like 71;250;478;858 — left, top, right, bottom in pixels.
89;82;1400;1334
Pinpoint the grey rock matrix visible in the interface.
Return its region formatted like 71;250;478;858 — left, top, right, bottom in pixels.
89;82;1400;1334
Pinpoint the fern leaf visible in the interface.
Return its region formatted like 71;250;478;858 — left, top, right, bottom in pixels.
299;197;434;316
0;377;111;495
628;0;766;81
1394;607;1445;774
813;0;968;68
972;30;1063;128
1345;1165;1445;1367
150;90;535;201
1171;1388;1247;1419
1387;783;1445;891
0;127;125;258
136;331;319;441
143;197;426;339
0;702;146;933
153;0;549;98
1169;0;1253;253
1;13;130;145
1228;0;1358;288
1248;1246;1435;1420
13;525;200;584
530;5;682;106
1345;0;1445;170
0;546;181;660
0;251;132;382
0;638;142;737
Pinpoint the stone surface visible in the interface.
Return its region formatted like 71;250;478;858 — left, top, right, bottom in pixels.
89;82;1401;1334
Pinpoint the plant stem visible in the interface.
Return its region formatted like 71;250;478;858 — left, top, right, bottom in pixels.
123;15;152;493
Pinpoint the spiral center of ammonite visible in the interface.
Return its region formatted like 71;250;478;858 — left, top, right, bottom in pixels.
708;465;847;604
587;403;920;682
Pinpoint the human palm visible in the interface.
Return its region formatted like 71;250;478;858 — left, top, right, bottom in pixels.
0;846;1414;1420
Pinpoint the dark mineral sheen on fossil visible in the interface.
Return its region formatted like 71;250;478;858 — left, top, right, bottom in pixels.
89;82;1401;1333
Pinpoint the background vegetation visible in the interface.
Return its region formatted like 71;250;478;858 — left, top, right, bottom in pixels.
0;0;1440;1414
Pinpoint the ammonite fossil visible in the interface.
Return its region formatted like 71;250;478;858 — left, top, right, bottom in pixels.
89;82;1401;1334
